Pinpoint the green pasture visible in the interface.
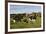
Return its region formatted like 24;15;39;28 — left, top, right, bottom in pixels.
10;16;41;29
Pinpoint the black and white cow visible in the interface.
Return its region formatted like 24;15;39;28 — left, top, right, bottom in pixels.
13;14;26;22
29;15;36;22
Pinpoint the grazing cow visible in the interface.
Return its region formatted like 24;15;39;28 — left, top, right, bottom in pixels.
29;16;36;22
22;14;36;23
14;14;24;22
29;16;36;19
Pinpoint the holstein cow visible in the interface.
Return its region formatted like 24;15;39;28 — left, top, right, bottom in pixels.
13;14;25;23
23;14;36;23
29;15;36;21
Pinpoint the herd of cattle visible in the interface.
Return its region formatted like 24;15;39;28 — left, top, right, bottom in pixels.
10;13;41;23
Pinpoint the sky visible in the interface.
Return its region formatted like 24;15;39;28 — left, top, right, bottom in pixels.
10;5;41;14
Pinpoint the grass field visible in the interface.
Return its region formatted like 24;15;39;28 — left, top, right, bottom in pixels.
10;16;41;29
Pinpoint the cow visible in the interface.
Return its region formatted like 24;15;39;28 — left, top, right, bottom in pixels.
29;16;36;22
21;14;36;23
13;14;26;23
29;15;36;19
